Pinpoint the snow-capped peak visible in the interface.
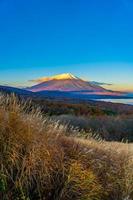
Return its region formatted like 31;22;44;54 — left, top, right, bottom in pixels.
51;73;78;80
32;73;79;83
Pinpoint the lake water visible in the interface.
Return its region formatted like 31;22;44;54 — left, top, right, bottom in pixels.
98;99;133;105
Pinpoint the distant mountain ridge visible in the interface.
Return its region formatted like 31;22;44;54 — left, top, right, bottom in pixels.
0;85;131;103
0;85;32;96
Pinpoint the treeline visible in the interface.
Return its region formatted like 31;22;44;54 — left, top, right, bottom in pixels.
31;98;133;117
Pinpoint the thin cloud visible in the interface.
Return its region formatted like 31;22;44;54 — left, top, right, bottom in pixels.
28;78;46;83
90;81;113;86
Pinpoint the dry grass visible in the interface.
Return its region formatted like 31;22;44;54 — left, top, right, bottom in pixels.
0;94;132;200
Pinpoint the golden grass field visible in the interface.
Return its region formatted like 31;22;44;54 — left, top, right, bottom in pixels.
0;94;133;200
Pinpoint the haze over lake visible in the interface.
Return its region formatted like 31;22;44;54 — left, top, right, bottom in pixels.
99;99;133;105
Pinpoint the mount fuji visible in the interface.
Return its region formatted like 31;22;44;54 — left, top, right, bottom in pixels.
26;73;122;96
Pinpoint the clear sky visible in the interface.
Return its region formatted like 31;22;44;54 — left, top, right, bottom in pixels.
0;0;133;92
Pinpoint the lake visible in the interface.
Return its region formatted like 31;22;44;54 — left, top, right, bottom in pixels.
98;99;133;105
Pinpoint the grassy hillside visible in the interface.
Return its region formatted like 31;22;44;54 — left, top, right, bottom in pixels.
0;94;133;200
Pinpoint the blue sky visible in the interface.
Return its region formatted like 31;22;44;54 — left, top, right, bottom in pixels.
0;0;133;91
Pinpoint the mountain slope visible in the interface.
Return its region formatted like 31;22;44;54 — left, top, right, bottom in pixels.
0;85;33;96
27;73;107;92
